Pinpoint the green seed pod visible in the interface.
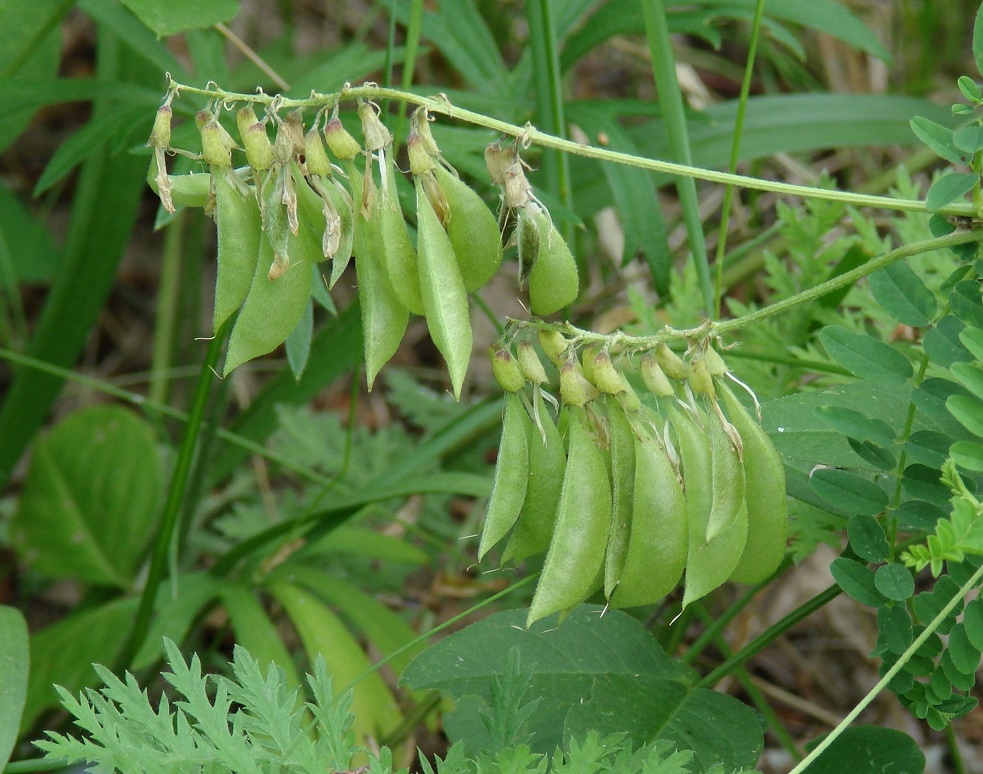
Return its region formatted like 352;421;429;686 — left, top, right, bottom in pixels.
681;403;749;609
603;399;637;598
609;425;687;608
517;340;549;385
516;206;541;286
688;357;716;399
237;107;274;172
527;405;611;627
528;209;579;316
321;178;356;286
357;100;392;152
580;344;600;386
304;127;332;177
432;164;503;292
197;110;237;168
478;392;531;560
416;176;472;400
224;231;313;375
324;115;362;160
590;350;625;396
490;344;526;393
538;329;569;367
150;171;211;209
641;353;675;398
379;155;425;315
213;168;262;332
655;343;688;381
148;103;172;149
348;163;409;389
559;359;599;407
704;345;729;377
720;384;788;584
412;106;441;160
503;396;565;562
407;131;435;176
291;164;330;261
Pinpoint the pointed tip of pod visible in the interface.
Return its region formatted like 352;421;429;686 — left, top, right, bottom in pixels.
516;340;549;385
490;344;526;392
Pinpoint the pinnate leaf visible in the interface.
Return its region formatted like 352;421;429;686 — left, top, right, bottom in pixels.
819;325;913;382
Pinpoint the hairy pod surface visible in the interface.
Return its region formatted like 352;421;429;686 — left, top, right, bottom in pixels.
682;403;749;608
719;384;788;584
609;425;687;608
380;156;425;315
603;399;637;598
224;233;312;375
432;164;503;292
415;177;472;400
477;392;531;560
528;406;611;627
528;210;579;316
291;164;331;261
349;165;409;390
213;168;262;332
503;396;566;563
147;157;211;210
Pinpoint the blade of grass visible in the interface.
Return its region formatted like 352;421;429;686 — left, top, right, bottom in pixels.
149;210;186;407
114;317;231;671
0;33;153;489
642;0;713;316
713;0;767;318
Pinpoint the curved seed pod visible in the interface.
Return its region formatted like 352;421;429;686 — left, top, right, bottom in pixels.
559;359;599;407
704;345;728;377
380;156;425;315
591;350;625;396
704;405;745;542
538;329;569;367
478;392;531;560
641;353;675;398
213;168;262;332
490;344;525;393
431;164;503;292
516;206;541;286
688;356;716;399
318;176;356;287
348;162;409;389
656;343;688;381
528;209;579;316
291;163;331;261
304;127;332;178
224;231;313;375
603;399;637;598
517;340;549;385
197;110;237;168
681;402;749;608
669;401;712;556
580;345;600;386
528;405;611;627
503;396;565;563
323;114;362;161
237;108;274;172
415;176;472;399
719;383;788;584
609;425;687;608
147;156;211;210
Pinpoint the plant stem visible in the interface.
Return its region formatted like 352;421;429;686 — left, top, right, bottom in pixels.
642;0;713;315
165;80;980;218
114;319;230;671
788;562;983;773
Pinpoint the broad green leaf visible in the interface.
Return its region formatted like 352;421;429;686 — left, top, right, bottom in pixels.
903;430;951;469
976;1;983;79
810;469;889;515
941;650;977;691
805;726;924;774
951;440;983;472
270;581;402;740
901;463;949;507
846;439;895;471
401;606;761;769
815;406;896;445
11;406;162;587
951;362;983;401
867;262;937;327
301;526;429;565
0;184;62;285
874;563;915;602
23;597;138;732
876;604;912;656
949;280;983;329
964;599;983;652
912;377;974;437
117;0;239;36
960;326;983;361
910;117;965;165
847;514;890;563
954;125;983;153
923;315;972;368
947;623;982;675
285;296;314;380
0;606;28;769
222;584;302;690
0;0;62;152
958;76;983;102
947;395;983;436
829;558;885;607
819;325;913;383
77;0;190;78
926;173;978;212
895;499;945;532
